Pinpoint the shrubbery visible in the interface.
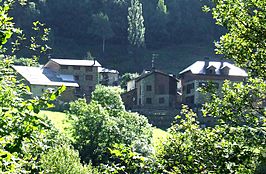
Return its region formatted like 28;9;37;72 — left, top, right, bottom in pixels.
39;144;98;174
68;85;153;165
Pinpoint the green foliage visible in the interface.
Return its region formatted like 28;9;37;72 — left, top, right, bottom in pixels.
120;72;139;89
91;85;125;113
208;0;266;79
128;0;145;48
157;0;168;14
89;12;114;53
0;58;66;173
202;78;266;127
39;144;98;174
68;86;153;165
0;1;68;173
102;143;164;174
157;105;266;173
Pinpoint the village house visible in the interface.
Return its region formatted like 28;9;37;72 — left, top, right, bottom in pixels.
13;58;102;102
12;65;79;102
122;69;178;110
179;59;248;106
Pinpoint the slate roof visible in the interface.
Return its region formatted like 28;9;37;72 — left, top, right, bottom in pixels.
179;61;248;77
13;66;79;87
136;69;178;82
50;59;101;67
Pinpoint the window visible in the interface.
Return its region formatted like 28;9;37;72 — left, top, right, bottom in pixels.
146;98;152;104
61;65;68;69
146;85;152;91
206;67;216;74
86;66;93;72
74;75;79;81
186;83;194;94
86;75;93;80
159;97;165;104
73;66;80;70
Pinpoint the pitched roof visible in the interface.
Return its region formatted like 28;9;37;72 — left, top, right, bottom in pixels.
136;69;178;82
13;66;79;87
179;61;248;77
50;58;101;67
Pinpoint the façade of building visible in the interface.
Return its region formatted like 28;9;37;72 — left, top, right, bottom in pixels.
122;69;178;110
179;60;248;106
13;58;101;102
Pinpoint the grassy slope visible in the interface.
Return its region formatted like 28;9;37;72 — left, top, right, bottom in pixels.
39;110;70;133
40;110;169;148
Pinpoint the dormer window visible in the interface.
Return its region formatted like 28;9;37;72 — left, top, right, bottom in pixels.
206;65;216;75
220;66;230;75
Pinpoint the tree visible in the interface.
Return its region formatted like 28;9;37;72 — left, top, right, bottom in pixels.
0;1;70;173
120;72;139;89
127;0;145;48
89;12;114;54
68;85;153;165
157;104;266;173
204;0;266;79
39;144;98;174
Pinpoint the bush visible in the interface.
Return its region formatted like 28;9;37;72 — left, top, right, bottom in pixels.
157;105;266;173
39;144;98;174
68;86;153;164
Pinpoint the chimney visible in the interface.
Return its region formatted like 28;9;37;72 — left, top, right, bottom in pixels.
204;57;210;68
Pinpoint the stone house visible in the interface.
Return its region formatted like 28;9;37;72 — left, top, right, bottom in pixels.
13;58;101;102
13;65;79;102
179;60;248;106
44;58;101;100
122;69;178;110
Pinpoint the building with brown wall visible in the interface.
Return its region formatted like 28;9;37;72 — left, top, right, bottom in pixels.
179;60;248;106
123;69;178;110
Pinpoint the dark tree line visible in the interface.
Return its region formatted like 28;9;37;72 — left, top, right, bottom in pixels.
9;0;223;67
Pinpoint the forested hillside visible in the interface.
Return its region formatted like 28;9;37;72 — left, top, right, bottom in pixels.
10;0;224;73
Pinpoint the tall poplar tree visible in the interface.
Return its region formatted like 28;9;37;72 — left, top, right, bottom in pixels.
127;0;145;48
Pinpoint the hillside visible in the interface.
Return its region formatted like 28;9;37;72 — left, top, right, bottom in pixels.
10;0;224;74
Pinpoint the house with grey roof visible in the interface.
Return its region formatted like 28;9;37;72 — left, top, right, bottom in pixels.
179;59;248;106
13;58;102;102
13;65;79;102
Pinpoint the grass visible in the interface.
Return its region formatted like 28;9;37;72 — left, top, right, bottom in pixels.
39;110;70;133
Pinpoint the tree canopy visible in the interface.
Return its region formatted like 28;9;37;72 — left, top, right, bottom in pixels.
206;0;266;79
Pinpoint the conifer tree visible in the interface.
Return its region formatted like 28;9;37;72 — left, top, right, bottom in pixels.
127;0;145;48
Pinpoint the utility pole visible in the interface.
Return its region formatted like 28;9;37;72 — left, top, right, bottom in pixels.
152;53;159;70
